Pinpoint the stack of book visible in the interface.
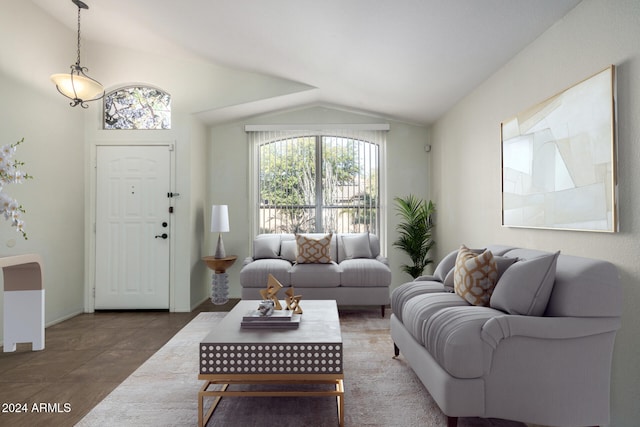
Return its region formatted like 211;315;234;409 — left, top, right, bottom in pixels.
241;309;300;329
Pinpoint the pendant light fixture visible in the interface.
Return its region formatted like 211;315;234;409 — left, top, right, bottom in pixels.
50;0;104;108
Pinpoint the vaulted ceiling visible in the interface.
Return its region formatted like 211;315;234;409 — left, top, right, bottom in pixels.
32;0;582;125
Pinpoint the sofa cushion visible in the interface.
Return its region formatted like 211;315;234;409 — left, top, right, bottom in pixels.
490;251;560;316
295;233;333;264
402;293;469;345
423;305;505;379
391;281;447;322
436;245;517;286
340;233;373;259
438;246;484;286
454;245;498;306
280;240;297;262
239;258;292;288
337;233;381;262
432;250;459;282
289;261;341;287
444;255;517;291
253;234;281;259
340;258;391;287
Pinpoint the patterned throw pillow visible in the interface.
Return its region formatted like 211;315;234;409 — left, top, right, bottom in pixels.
454;245;498;306
295;233;333;264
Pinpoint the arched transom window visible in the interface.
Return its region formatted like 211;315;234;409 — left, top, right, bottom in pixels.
104;86;171;130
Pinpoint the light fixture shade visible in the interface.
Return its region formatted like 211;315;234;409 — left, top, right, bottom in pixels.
210;205;230;233
51;0;104;108
50;72;104;101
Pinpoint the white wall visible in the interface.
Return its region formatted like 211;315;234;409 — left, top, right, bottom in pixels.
0;1;89;338
188;116;210;309
208;106;431;298
429;1;640;425
0;69;86;337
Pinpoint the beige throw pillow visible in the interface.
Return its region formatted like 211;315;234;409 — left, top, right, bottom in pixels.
454;245;498;306
295;233;333;264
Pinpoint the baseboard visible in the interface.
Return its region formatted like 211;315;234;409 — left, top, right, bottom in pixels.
45;310;84;328
0;309;83;349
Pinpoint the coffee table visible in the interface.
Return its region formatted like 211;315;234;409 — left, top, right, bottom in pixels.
198;300;344;426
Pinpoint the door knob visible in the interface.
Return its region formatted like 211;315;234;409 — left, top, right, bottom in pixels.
155;233;168;239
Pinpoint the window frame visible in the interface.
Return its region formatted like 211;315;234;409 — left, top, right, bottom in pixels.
247;125;388;252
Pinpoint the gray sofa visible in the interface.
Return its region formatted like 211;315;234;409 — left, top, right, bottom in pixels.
390;245;622;427
240;233;391;315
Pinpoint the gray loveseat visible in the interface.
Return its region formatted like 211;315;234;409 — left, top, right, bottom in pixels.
390;245;622;427
240;233;391;315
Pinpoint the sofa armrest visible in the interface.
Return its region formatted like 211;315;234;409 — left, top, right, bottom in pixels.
414;274;438;282
242;256;255;267
375;255;389;266
481;315;622;349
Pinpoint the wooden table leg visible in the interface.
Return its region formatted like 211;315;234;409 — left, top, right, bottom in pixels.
336;379;344;427
199;381;229;427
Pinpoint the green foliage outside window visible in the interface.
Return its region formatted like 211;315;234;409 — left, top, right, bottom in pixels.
259;136;378;234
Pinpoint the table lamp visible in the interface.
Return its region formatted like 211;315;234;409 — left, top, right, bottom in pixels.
211;205;229;258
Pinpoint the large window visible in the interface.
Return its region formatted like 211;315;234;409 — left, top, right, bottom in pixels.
248;127;387;236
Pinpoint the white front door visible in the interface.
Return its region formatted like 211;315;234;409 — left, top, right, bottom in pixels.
95;145;171;309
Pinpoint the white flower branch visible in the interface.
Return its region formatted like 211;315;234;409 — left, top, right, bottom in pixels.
0;138;32;239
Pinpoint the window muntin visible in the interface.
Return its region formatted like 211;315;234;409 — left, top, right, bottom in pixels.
104;86;171;130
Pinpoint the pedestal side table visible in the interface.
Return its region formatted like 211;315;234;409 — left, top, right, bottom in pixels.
202;255;237;305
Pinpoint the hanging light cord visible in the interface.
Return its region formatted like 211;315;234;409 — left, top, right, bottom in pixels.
75;5;82;68
71;0;89;72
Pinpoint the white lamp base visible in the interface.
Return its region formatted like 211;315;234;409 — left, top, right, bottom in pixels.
214;233;226;259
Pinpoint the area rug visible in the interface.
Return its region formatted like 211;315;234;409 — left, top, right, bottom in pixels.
76;310;525;427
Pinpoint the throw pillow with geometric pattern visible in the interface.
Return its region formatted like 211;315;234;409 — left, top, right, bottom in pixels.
295;233;333;264
453;244;498;306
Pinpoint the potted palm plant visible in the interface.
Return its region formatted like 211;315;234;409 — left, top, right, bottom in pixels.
393;195;435;279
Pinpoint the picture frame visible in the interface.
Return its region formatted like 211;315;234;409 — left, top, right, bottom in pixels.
501;65;617;232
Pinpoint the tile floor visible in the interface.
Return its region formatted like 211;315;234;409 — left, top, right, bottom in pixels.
0;298;239;427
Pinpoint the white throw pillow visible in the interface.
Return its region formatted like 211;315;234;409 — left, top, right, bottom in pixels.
253;234;281;259
280;240;297;262
341;233;373;259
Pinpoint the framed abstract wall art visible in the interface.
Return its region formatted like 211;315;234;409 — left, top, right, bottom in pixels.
501;65;617;232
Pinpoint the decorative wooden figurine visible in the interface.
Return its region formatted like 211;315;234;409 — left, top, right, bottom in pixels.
259;274;283;310
285;286;303;314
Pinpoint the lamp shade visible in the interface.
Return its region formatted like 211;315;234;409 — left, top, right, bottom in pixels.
210;205;230;233
51;73;104;101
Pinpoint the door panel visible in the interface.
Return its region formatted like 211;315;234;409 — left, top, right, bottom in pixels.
95;145;171;309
